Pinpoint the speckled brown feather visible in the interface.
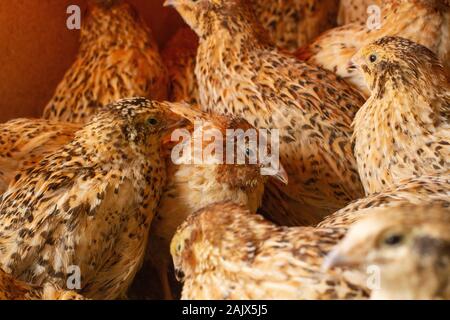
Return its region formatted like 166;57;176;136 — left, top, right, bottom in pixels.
327;203;450;299
43;0;168;124
318;175;450;229
353;37;450;194
138;104;268;299
161;0;340;104
171;202;369;300
297;0;450;97
170;0;365;225
250;0;339;51
0;98;178;299
0;119;81;194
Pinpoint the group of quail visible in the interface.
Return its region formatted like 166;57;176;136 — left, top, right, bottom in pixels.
0;0;448;300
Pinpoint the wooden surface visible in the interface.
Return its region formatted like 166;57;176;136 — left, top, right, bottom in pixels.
0;0;184;122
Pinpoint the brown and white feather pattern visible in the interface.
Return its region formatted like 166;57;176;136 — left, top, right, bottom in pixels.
327;203;450;299
43;1;168;124
318;175;450;229
250;0;339;51
144;106;267;299
171;0;365;225
161;0;340;103
297;0;450;97
352;37;450;194
171;202;369;300
0;98;173;299
0;119;80;194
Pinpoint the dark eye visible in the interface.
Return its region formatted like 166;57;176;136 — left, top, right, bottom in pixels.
369;54;377;63
147;118;158;126
384;234;404;246
177;244;182;252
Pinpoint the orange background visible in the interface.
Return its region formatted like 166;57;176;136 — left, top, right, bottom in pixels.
0;0;184;122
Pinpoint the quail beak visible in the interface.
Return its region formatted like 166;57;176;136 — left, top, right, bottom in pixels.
347;59;357;70
322;248;361;272
174;268;185;282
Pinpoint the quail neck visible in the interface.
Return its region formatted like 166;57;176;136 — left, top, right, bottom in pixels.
177;1;267;46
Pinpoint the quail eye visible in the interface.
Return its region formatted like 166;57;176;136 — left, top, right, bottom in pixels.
369;54;377;63
147;118;158;126
177;243;182;252
384;234;404;246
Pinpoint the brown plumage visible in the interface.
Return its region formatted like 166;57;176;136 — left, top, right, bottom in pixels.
162;27;199;103
0;268;85;300
0;119;80;194
296;0;450;96
138;104;287;299
171;202;369;300
352;36;449;194
317;175;450;299
167;0;365;226
325;203;450;300
0;98;181;299
337;0;384;25
318;175;450;229
161;0;339;103
250;0;339;51
43;0;168;124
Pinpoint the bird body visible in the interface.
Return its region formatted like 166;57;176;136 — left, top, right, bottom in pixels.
171;202;368;300
325;203;450;300
161;0;340;103
172;176;450;300
352;37;450;194
0;119;80;194
169;0;365;225
161;0;339;104
0;98;178;299
43;0;168;124
297;0;450;96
